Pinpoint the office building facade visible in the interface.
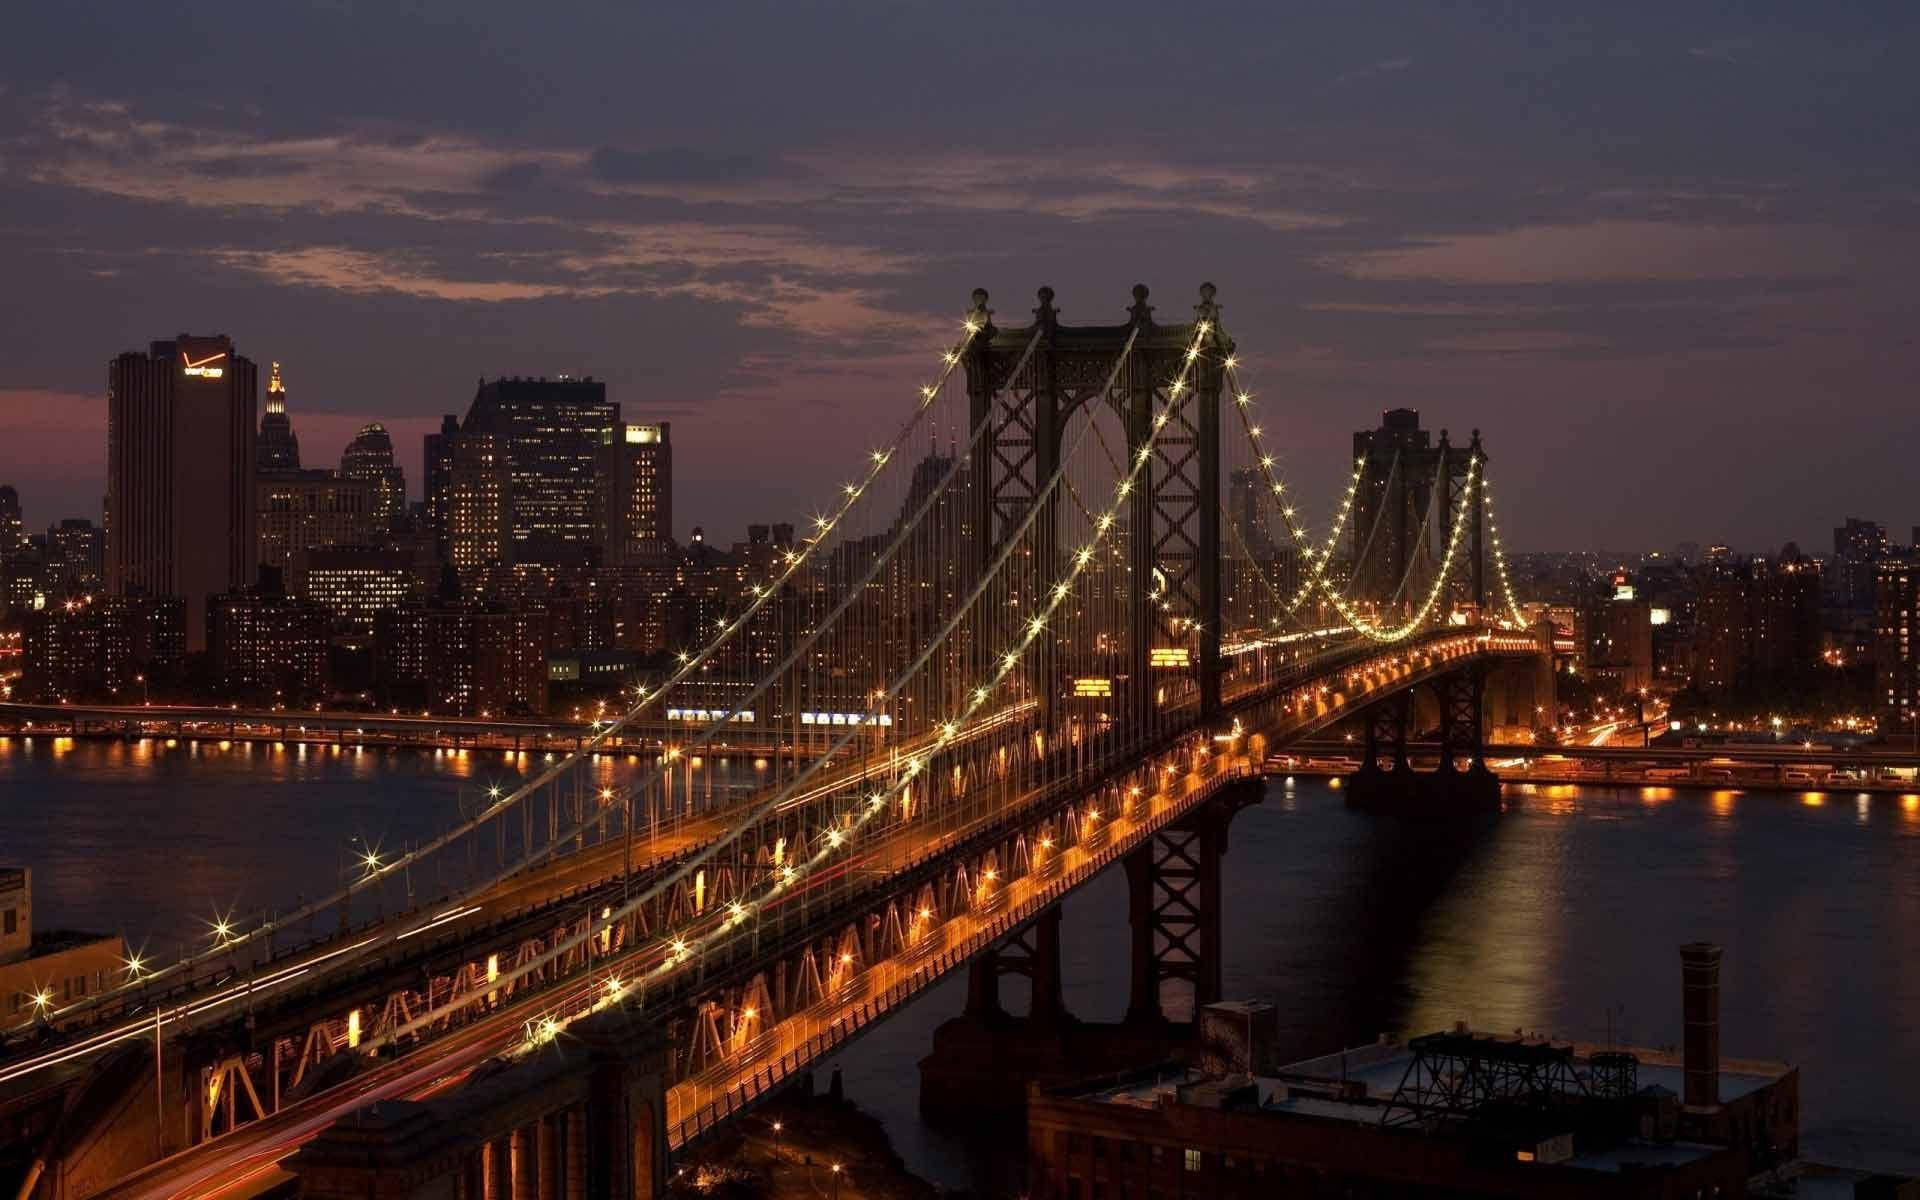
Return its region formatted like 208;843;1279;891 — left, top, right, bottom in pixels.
106;334;257;651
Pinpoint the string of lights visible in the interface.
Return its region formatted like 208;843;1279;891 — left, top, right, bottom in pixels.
1220;355;1481;642
402;316;1221;1049
41;308;1002;1022
1481;479;1531;628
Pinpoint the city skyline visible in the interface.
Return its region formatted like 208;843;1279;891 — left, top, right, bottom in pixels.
2;3;1918;551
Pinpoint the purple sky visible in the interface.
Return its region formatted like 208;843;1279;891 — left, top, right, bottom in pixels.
1;2;1916;553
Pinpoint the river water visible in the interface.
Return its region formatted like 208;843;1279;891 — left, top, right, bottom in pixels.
4;738;1917;1178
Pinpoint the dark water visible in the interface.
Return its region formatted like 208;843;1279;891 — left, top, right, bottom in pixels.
5;739;1918;1177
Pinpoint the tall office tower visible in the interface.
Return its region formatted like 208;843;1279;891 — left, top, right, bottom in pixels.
441;431;512;575
256;361;301;470
341;422;406;529
1832;517;1889;614
1876;559;1920;738
0;486;22;556
462;377;619;563
596;421;673;564
423;414;460;549
106;334;257;651
1349;409;1446;606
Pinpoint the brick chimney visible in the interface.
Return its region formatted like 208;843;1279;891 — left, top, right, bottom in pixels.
1679;942;1722;1108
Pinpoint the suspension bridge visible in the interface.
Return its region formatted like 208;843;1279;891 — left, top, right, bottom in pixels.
1;284;1552;1200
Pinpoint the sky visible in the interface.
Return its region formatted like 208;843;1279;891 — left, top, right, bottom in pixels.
0;1;1915;554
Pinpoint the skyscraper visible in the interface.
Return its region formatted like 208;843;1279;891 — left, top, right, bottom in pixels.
256;361;301;470
1876;559;1919;740
462;377;619;563
341;422;406;529
106;334;257;651
597;421;674;563
0;485;22;556
1832;517;1889;614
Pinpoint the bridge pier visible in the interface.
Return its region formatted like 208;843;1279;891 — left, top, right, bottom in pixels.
919;779;1262;1123
1346;666;1501;813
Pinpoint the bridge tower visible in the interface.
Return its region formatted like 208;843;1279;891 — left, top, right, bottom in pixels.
962;284;1233;726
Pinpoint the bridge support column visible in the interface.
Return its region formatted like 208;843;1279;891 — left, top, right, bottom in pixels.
1345;693;1418;810
1422;664;1500;811
1124;781;1260;1026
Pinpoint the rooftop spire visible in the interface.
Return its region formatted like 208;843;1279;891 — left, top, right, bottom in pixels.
265;361;286;414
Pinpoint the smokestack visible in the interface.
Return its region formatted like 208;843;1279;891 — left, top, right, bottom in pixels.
1680;942;1722;1108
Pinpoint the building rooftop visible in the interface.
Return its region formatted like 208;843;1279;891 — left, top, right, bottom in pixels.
1069;1030;1790;1131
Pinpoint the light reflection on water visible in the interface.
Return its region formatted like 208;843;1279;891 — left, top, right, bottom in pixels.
3;746;1917;1177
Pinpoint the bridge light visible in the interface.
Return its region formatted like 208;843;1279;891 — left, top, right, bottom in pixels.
30;988;52;1012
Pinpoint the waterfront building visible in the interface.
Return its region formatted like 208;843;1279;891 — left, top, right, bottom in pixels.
1690;549;1821;698
374;595;548;717
106;334;258;651
255;360;300;470
596;421;674;563
1832;517;1890;615
207;571;331;700
1876;558;1920;739
0;869;126;1019
340;422;407;530
1030;952;1796;1200
461;376;619;564
1588;573;1654;694
255;469;378;572
19;593;183;701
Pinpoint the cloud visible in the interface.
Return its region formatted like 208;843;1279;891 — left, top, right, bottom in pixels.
587;146;786;184
1329;221;1861;285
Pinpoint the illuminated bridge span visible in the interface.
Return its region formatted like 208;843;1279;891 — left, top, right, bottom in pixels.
1;285;1551;1200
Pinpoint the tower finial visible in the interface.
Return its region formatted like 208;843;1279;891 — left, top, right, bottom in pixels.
268;361;284;393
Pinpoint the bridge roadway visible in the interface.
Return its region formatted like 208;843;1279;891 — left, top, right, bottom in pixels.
0;699;1042;1101
56;628;1539;1199
1278;737;1920;791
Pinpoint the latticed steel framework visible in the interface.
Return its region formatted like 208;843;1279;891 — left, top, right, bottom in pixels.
1379;1032;1594;1129
965;284;1232;725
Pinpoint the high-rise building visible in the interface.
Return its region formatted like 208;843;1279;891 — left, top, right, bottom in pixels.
1875;559;1919;740
1832;518;1889;614
19;593;184;701
423;414;460;547
462;377;619;563
341;422;406;529
256;361;301;470
1588;573;1654;693
256;470;377;572
438;431;512;575
374;598;547;716
1348;410;1463;606
597;421;674;563
106;334;258;651
291;545;427;638
0;486;22;556
45;519;105;594
207;570;331;700
1690;549;1821;697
